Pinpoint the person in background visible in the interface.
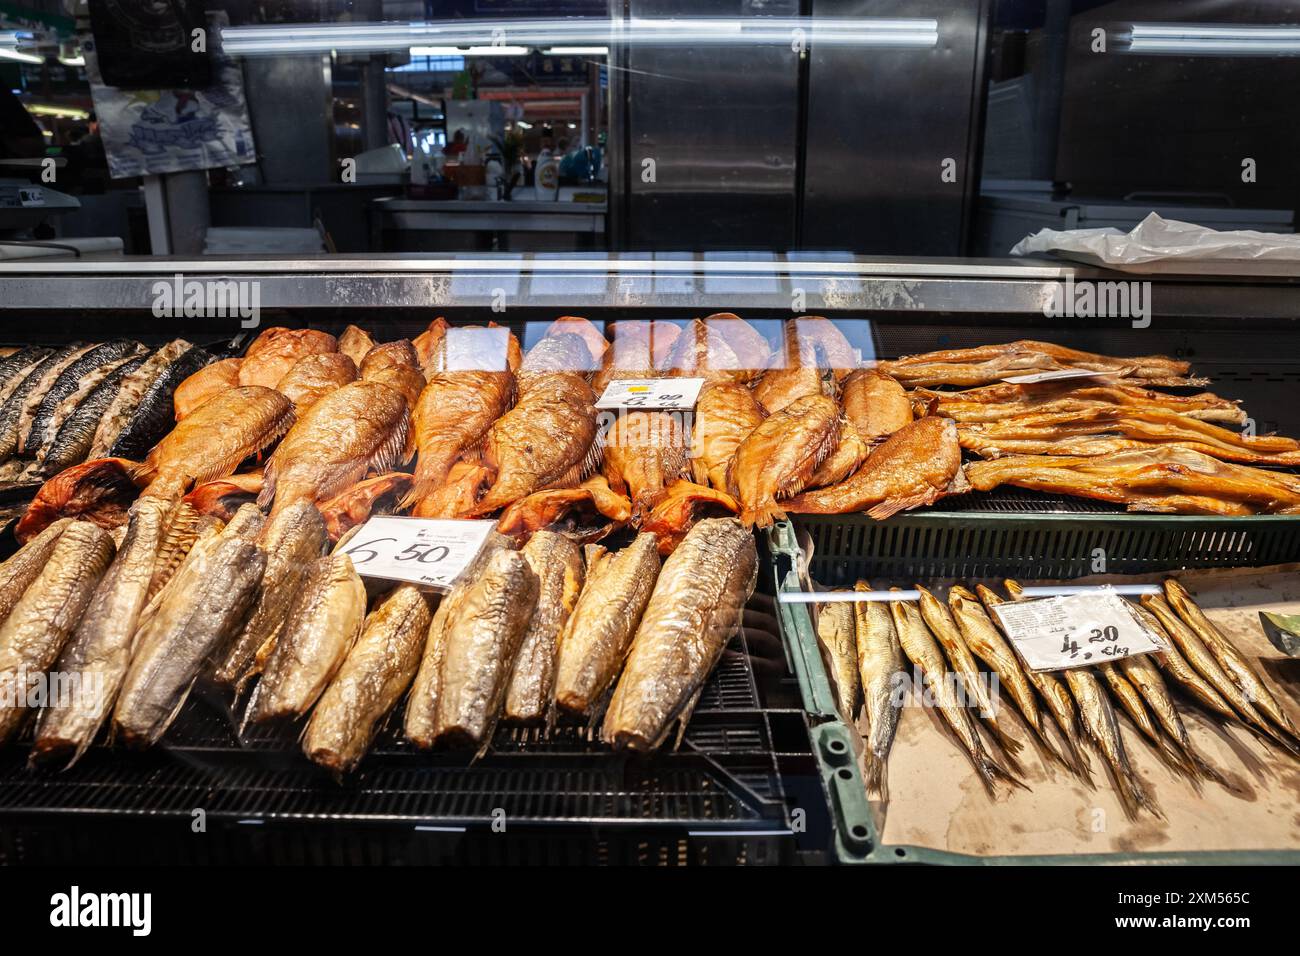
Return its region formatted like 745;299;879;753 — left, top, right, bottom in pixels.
444;128;468;160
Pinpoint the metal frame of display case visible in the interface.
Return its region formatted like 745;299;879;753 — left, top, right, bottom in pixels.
1;254;1299;319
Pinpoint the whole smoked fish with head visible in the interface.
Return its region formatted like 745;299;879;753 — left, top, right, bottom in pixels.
786;416;965;519
728;393;839;527
258;380;409;520
133;385;294;501
553;532;660;717
602;518;756;751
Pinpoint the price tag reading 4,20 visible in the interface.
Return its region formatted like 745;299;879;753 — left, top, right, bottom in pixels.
990;587;1166;672
341;516;496;590
595;377;705;411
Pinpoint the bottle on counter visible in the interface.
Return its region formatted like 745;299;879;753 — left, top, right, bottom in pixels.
535;143;560;201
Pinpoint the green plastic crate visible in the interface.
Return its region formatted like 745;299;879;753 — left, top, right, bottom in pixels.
763;520;1300;866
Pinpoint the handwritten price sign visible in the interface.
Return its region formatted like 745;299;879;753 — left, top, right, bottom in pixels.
991;587;1165;672
341;516;496;590
595;377;705;411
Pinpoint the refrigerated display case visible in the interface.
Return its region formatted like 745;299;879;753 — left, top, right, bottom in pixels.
0;253;1297;865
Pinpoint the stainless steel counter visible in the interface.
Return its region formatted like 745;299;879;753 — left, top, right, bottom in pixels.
0;254;1297;318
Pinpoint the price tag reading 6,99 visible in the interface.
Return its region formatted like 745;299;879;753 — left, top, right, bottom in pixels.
341;515;496;590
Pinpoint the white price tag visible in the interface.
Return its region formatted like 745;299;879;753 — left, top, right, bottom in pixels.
990;587;1165;672
339;515;495;590
595;377;705;411
1000;368;1114;385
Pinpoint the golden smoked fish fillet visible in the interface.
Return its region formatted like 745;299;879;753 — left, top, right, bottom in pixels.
727;393;839;527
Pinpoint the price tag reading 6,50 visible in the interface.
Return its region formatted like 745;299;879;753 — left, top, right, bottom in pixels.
341;515;496;590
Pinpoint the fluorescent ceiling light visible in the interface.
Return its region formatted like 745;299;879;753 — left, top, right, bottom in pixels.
0;48;42;64
58;55;84;67
222;17;938;56
409;45;528;56
28;103;91;119
543;46;609;55
1124;23;1300;55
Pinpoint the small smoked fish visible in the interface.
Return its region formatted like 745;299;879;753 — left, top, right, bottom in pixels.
433;549;540;748
1141;593;1290;748
601;410;690;519
602;518;756;751
978;583;1089;779
1163;579;1299;742
554;532;660;716
503;532;585;723
213;500;328;688
113;523;265;746
0;521;114;743
948;585;1072;772
88;339;193;450
786;416;965;520
728;393;839;527
890;594;1025;793
1065;666;1161;820
659;319;747;384
274;351;356;413
842;368;912;443
258;380;409;520
916;585;1023;760
816;596;860;721
1127;600;1239;721
134;385;294;501
853;581;904;799
30;498;171;765
690;381;765;491
0;517;73;626
591;321;679;394
1098;660;1195;778
404;533;514;748
249;554;367;722
304;584;432;774
781;316;856;381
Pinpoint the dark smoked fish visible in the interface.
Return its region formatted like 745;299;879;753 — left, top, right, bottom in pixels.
88;339;194;459
0;344;88;464
105;344;214;461
22;340;146;459
0;347;52;407
37;354;149;476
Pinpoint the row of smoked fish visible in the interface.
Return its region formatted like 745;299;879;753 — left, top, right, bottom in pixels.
10;319;1298;549
816;578;1300;819
0;499;755;772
